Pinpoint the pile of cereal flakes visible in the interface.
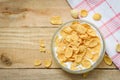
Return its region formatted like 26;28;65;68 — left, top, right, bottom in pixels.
54;21;101;70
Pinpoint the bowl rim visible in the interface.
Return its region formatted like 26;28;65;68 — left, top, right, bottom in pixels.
51;19;105;74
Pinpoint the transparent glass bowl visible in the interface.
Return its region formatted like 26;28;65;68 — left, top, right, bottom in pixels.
51;19;105;74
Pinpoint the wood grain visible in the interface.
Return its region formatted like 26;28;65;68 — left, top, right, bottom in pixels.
0;0;72;27
0;69;119;80
0;0;119;79
0;28;116;68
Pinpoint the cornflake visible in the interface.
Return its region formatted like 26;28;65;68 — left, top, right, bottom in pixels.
87;29;96;37
92;53;99;61
93;13;102;21
44;59;52;68
104;54;112;66
116;44;120;52
70;62;78;70
81;59;91;68
75;55;82;63
40;47;46;52
71;9;79;19
85;48;93;59
50;16;62;25
88;39;98;48
63;27;73;34
80;10;88;17
65;47;73;58
40;39;45;47
34;60;41;66
57;53;67;62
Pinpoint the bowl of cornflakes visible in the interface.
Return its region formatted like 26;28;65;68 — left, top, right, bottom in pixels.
51;19;105;74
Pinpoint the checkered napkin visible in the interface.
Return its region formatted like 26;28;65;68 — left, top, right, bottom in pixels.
67;0;120;69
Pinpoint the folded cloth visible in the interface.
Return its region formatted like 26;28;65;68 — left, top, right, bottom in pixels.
67;0;120;69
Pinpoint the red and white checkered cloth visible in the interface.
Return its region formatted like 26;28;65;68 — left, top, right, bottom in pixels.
67;0;120;69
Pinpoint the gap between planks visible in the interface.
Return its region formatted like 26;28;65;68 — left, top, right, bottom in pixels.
0;69;120;80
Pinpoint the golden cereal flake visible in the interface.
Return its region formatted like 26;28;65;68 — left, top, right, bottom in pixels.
50;16;62;25
85;49;93;59
75;24;87;34
57;42;66;48
34;60;41;66
104;54;112;66
72;46;79;54
71;33;79;41
80;10;88;17
79;34;88;39
60;30;68;38
75;55;82;63
54;36;62;46
70;66;79;70
65;47;73;58
71;9;79;19
88;39;98;48
79;45;86;53
91;44;101;53
77;52;85;58
116;44;120;52
44;59;52;68
57;47;65;54
63;27;73;34
81;59;91;68
93;13;102;21
57;53;67;62
92;53;99;62
72;40;80;47
81;23;91;29
87;29;97;37
65;35;72;42
40;47;46;52
40;39;45;47
67;58;75;62
70;62;78;70
84;39;90;46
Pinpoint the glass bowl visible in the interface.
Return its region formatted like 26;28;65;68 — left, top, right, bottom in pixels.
51;19;105;74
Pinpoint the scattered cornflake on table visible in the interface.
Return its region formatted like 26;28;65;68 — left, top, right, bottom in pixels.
40;47;46;52
93;13;102;21
80;9;88;17
116;43;120;52
82;72;89;78
34;60;41;66
71;9;79;19
44;59;52;68
104;54;112;66
81;59;92;68
39;39;46;53
50;16;62;25
40;39;45;47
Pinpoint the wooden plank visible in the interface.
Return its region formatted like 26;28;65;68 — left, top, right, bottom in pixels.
0;28;116;68
0;69;119;80
0;0;72;27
